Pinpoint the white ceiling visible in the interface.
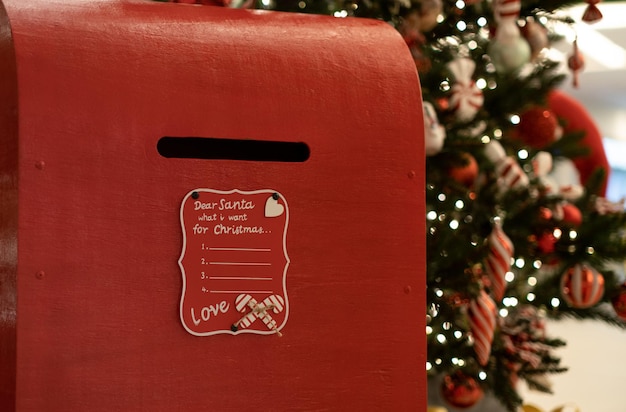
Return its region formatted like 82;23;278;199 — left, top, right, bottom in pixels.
555;3;626;141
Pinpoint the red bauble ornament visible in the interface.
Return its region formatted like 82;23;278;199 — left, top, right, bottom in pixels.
560;203;583;226
441;372;484;409
560;264;605;308
539;207;553;221
536;231;557;254
515;107;560;149
521;18;548;60
612;283;626;321
568;40;585;88
436;97;450;111
448;153;478;187
446;292;470;308
582;0;603;23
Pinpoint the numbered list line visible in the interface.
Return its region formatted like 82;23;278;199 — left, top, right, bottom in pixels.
209;276;273;281
209;262;271;266
209;247;271;252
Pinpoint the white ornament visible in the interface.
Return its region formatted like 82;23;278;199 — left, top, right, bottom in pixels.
484;140;529;193
549;158;584;200
489;0;531;73
531;152;584;200
423;101;446;156
493;0;522;39
447;58;484;122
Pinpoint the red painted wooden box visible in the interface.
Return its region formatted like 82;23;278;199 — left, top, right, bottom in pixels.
0;0;425;410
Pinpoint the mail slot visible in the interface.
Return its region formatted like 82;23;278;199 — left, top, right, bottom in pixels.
0;0;425;410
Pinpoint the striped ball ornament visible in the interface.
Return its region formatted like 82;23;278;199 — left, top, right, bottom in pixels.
560;264;604;308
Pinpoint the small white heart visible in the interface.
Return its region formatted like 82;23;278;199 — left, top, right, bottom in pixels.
265;195;284;218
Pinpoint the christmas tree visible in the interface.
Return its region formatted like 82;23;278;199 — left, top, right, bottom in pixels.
165;0;626;410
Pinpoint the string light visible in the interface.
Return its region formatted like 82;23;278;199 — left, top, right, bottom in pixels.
532;260;542;269
499;308;509;317
449;220;460;230
518;149;529;160
527;276;537;286
427;210;438;220
551;297;561;308
505;271;515;282
527;292;536;302
476;78;487;89
426;361;433;370
515;258;525;268
456;0;465;9
455;200;465;209
510;114;521;125
454;330;463;339
478;371;487;380
569;230;578;240
457;21;467;31
477;17;487;27
503;297;519;307
437;334;447;343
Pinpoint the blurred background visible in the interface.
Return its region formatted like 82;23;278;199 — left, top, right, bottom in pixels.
522;3;626;411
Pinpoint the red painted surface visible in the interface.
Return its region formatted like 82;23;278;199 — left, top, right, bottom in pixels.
0;0;425;410
0;1;18;410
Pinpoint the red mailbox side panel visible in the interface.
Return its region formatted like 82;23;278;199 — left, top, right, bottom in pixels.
0;1;18;409
3;0;425;410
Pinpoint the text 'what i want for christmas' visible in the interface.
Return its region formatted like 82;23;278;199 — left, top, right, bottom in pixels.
192;198;268;236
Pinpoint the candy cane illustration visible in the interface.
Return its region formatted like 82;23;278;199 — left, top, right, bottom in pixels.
232;294;285;335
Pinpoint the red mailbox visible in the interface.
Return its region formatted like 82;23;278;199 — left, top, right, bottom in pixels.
0;0;425;410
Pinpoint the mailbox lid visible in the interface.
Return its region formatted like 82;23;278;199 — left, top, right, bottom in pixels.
2;0;425;411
